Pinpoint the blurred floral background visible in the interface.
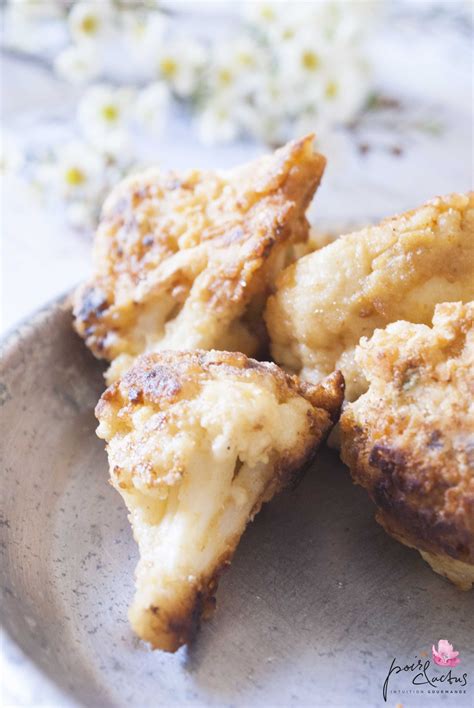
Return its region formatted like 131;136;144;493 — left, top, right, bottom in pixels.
1;0;472;329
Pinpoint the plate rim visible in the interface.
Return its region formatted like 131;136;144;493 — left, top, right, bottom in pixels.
0;292;83;708
0;290;73;354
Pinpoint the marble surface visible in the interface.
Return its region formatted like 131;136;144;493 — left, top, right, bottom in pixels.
1;2;472;333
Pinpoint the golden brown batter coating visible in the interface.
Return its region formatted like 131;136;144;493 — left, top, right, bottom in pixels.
96;350;343;650
340;302;474;588
265;192;474;400
73;136;325;383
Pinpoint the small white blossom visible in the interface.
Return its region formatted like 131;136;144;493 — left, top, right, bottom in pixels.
156;37;207;97
38;141;133;230
195;100;239;146
252;1;378;45
54;44;101;85
99;131;134;164
0;134;24;174
317;51;371;124
65;200;97;230
78;84;135;150
293;105;327;141
246;3;309;45
53;141;104;199
237;74;289;144
244;2;282;31
228;37;265;73
68;1;112;45
8;0;63;21
318;1;381;44
34;162;57;192
239;108;288;146
135;82;170;135
123;12;167;69
4;1;59;52
207;37;269;98
276;29;330;97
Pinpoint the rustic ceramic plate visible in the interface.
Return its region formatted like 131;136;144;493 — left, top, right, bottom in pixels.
1;295;472;707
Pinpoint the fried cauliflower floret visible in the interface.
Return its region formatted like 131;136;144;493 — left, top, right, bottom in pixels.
289;226;337;261
265;192;474;401
73;136;326;384
340;302;474;589
96;350;343;651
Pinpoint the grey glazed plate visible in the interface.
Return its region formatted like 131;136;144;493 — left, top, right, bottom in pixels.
1;295;473;708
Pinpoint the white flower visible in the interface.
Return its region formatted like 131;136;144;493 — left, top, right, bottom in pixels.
241;1;376;140
237;75;289;144
227;36;265;72
207;37;269;98
156;37;207;97
293;105;327;140
68;1;112;45
244;2;282;30
135;82;170;135
274;24;371;124
65;200;97;230
246;3;307;45
316;51;371;124
0;133;24;174
123;11;167;68
315;1;381;44
238;108;288;147
247;2;378;45
276;29;330;93
195;100;239;146
78;84;134;149
34;162;57;193
53;141;104;199
3;1;59;52
54;44;101;84
8;0;63;21
99;131;134;164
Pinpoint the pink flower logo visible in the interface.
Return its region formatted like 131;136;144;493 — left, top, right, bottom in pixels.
432;640;460;668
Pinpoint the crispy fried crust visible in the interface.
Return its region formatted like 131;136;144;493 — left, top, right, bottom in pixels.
74;136;326;383
340;302;474;588
97;349;344;426
96;350;343;650
386;537;474;592
417;550;474;591
265;192;474;400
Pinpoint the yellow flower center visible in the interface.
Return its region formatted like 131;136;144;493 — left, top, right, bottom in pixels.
260;6;275;21
216;107;228;121
81;15;98;35
218;68;233;85
237;52;254;67
101;104;119;122
301;51;320;71
160;57;178;79
65;167;85;186
325;80;338;98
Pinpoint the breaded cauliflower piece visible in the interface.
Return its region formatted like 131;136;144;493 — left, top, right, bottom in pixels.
96;350;343;651
340;302;474;589
289;226;337;261
73;136;326;384
265;192;474;400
